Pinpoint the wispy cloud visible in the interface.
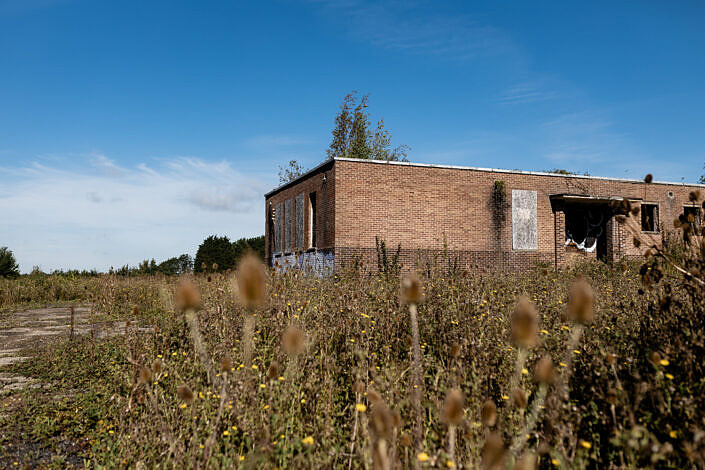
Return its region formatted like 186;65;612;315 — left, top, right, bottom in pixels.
498;82;560;105
0;156;267;272
245;134;315;149
310;0;515;61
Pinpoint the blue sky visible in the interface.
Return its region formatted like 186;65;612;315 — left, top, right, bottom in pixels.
1;0;704;272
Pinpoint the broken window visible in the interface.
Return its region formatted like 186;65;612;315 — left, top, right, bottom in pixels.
684;206;701;229
564;206;605;253
641;204;658;232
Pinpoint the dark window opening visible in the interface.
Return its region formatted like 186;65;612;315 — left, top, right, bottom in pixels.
564;206;607;258
309;192;317;249
641;204;658;232
684;206;701;229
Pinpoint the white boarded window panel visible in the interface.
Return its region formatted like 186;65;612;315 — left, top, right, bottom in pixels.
512;190;538;250
295;193;304;249
274;203;282;254
284;199;293;252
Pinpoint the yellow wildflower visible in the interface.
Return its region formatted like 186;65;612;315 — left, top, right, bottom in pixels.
417;452;429;462
355;403;367;413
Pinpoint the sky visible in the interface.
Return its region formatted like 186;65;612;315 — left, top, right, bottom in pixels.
1;0;704;272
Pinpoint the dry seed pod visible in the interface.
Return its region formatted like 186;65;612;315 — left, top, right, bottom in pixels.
151;359;162;375
511;296;538;348
606;353;616;365
282;325;306;355
235;254;266;308
633;237;641;248
175;279;201;311
177;384;194;404
442;388;465;425
644;173;653;184
132;306;139;316
367;387;382;404
606;388;618;405
353;381;365;394
481;432;506;470
221;356;233;373
450;342;461;359
515;452;537;470
481;399;497;427
370;402;394;441
535;356;555;384
567;278;594;324
139;365;152;384
400;274;423;304
267;361;279;380
512;388;528;409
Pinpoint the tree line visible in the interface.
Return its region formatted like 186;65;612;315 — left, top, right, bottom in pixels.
0;235;265;278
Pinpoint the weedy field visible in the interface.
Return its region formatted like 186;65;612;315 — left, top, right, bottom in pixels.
0;225;704;468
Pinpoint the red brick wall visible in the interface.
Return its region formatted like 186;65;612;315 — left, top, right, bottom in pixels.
332;159;701;271
264;161;335;264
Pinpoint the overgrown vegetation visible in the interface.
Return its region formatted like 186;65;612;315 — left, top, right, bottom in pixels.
1;198;704;468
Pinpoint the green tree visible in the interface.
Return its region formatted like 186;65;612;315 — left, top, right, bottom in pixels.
194;235;236;273
232;236;265;263
157;254;194;275
278;160;307;184
699;163;705;184
326;91;409;162
0;247;20;278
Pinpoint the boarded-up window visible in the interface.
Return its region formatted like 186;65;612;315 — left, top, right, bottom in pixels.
512;189;538;250
274;203;282;254
285;199;293;252
295;193;304;249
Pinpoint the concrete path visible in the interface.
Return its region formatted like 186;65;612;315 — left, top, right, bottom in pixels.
0;306;130;394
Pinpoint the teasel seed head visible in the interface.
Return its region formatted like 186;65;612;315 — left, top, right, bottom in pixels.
282;325;306;356
644;173;653;184
367;387;382;405
511;296;538;348
481;432;506;470
139;365;152;384
567;278;594;324
151;359;162;375
267;361;279;380
450;342;461;359
442;388;465;425
177;384;195;404
481;399;497;427
515;452;537;470
370;401;394;441
353;381;365;394
512;388;528;409
220;355;232;373
606;388;618;405
400;274;423;304
235;254;266;308
535;355;555;384
175;279;201;311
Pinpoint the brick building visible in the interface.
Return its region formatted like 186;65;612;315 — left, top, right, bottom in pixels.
264;157;702;272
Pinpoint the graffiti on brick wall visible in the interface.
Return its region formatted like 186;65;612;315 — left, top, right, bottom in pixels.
272;251;334;276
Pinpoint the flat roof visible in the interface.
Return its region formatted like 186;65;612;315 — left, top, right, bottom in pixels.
265;157;704;197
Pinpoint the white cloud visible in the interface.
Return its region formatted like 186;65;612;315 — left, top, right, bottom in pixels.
0;156;268;273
